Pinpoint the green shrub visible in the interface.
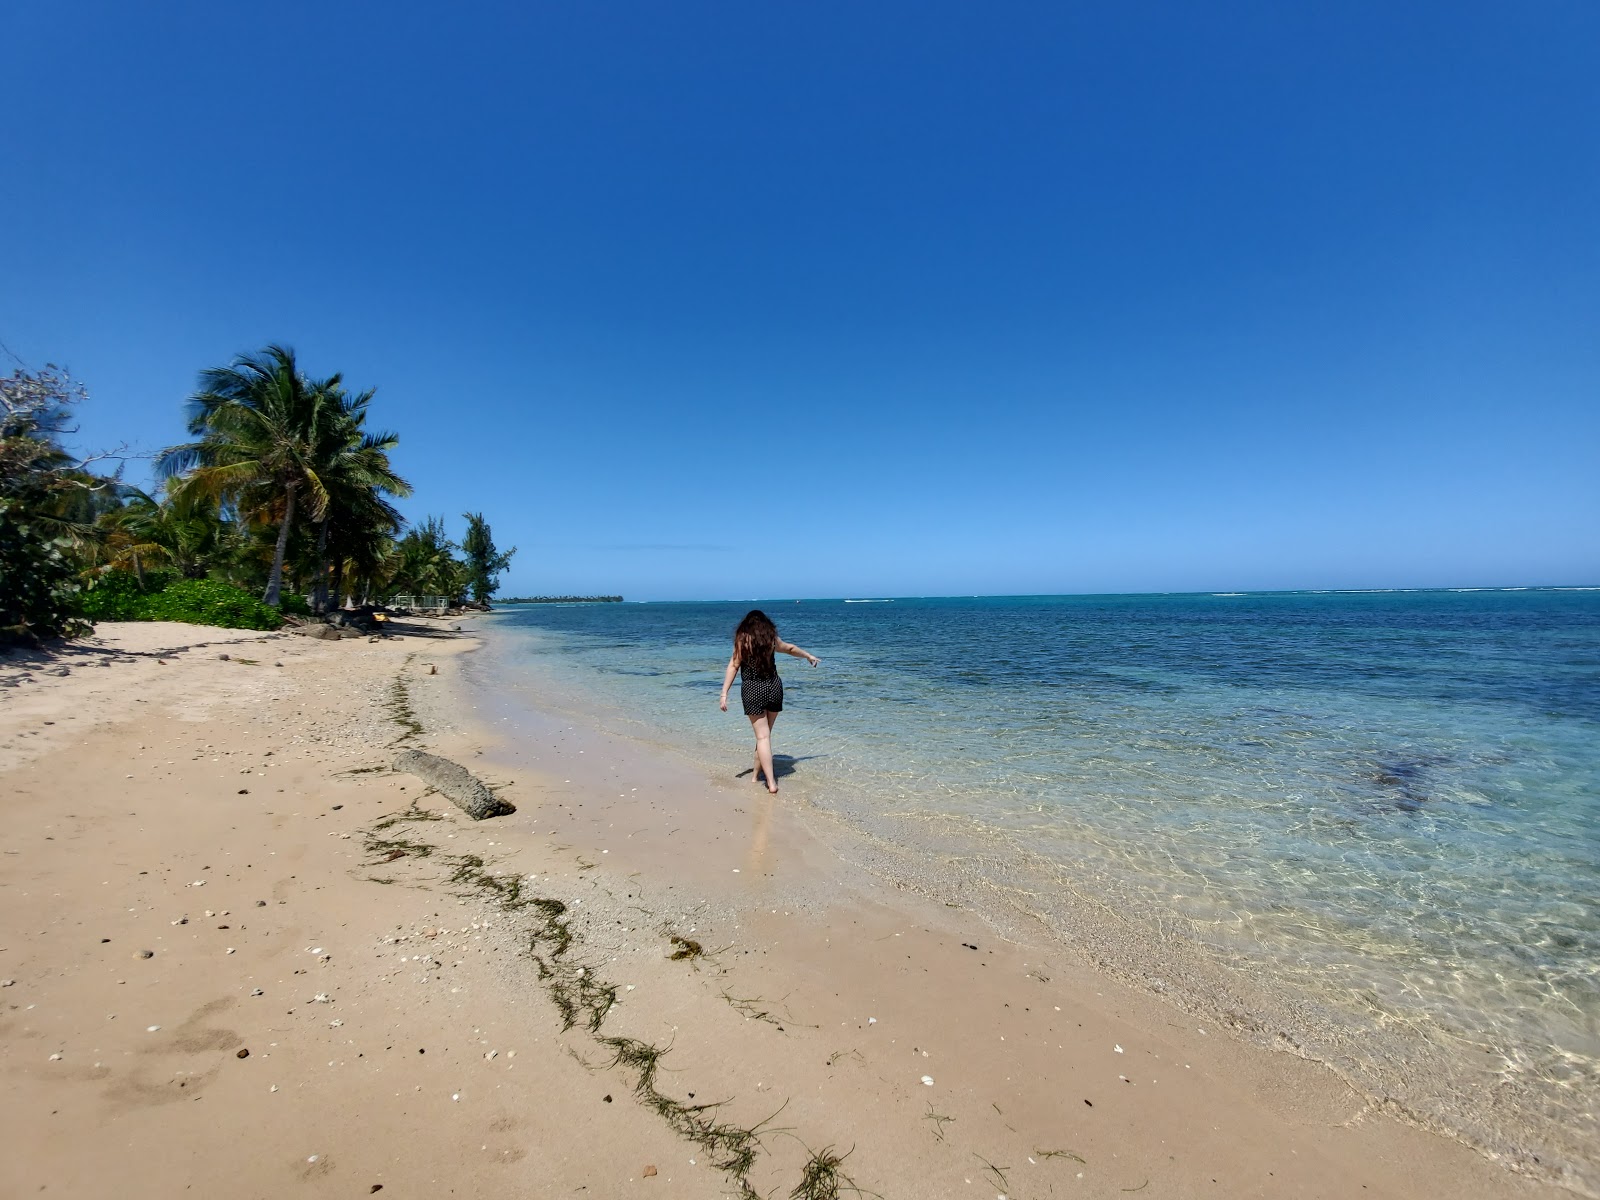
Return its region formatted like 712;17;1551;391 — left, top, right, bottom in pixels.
278;592;312;617
0;501;91;642
79;569;156;621
79;570;286;630
139;579;285;630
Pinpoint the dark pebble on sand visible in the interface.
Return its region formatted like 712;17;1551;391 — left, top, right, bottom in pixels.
140;950;154;959
218;653;229;660
236;1048;249;1058
238;789;249;795
603;1094;612;1103
256;900;267;907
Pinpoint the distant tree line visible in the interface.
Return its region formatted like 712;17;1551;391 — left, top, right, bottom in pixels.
499;595;624;604
1;345;521;642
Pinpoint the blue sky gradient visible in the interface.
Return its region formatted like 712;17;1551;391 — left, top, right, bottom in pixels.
4;2;1596;598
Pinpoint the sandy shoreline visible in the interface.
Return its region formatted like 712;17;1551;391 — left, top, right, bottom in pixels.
0;620;1572;1198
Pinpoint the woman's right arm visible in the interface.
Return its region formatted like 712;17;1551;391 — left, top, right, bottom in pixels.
719;653;739;711
778;640;820;667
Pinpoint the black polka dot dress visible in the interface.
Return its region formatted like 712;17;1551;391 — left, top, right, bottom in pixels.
739;665;784;716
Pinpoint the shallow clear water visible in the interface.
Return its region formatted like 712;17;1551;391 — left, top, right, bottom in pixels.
477;589;1600;1187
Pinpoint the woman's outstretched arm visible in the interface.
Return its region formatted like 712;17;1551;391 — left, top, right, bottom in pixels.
777;640;820;667
719;653;739;711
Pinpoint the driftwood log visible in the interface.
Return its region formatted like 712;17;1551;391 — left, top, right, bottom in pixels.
392;750;515;820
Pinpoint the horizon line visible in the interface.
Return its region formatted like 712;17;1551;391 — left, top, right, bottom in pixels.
499;583;1600;605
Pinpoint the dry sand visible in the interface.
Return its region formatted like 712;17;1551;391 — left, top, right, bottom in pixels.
0;620;1570;1199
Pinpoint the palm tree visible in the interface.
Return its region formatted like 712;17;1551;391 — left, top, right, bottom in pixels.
157;345;321;605
157;347;409;610
95;481;235;583
385;516;466;602
303;384;410;613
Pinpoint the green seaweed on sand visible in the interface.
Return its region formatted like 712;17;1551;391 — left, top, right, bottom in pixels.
721;990;813;1031
1035;1147;1087;1164
972;1152;1010;1190
370;803;444;833
599;1036;790;1198
363;804;447;868
448;855;535;907
525;897;574;960
443;853;614;1030
385;659;423;744
363;836;435;864
924;1102;955;1140
788;1144;877;1200
542;957;617;1034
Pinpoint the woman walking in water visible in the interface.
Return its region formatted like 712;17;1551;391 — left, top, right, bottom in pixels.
719;610;819;794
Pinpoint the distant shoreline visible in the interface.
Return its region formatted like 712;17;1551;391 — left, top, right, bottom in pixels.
498;595;623;604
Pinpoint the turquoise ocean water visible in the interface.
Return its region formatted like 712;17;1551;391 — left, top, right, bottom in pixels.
473;589;1599;1189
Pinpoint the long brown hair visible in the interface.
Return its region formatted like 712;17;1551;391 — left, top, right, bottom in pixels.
734;609;778;674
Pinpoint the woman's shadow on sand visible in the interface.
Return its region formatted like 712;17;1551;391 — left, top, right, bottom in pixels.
733;753;822;781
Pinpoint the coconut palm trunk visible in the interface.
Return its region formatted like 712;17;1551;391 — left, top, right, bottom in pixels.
312;517;331;614
263;481;297;607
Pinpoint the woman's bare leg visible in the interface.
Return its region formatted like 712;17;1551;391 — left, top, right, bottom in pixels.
763;711;780;783
748;713;778;794
752;712;779;784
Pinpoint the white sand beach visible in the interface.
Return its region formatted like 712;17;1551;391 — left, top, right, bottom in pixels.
0;620;1569;1199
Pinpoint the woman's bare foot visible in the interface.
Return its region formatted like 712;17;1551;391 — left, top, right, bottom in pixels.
766;784;779;795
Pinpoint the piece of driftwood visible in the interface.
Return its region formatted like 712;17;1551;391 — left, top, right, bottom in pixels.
392;750;515;820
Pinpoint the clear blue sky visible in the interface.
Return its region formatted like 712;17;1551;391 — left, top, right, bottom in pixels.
4;2;1596;599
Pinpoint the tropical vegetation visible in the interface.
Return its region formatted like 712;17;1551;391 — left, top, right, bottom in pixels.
0;345;523;643
461;511;516;604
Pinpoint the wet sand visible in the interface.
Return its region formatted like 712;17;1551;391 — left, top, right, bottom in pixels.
0;620;1570;1198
